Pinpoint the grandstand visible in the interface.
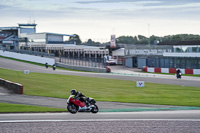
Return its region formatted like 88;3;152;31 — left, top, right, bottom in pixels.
0;25;19;50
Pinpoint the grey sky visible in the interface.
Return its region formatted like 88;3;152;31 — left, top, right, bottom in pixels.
1;0;200;42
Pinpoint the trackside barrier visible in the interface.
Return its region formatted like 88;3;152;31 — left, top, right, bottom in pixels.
0;50;55;65
0;78;23;94
56;62;107;73
142;66;200;75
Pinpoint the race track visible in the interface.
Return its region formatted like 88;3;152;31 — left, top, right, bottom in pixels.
0;111;200;133
1;57;200;132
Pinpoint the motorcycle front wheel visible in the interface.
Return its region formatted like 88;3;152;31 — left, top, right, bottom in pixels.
67;104;78;114
91;104;99;113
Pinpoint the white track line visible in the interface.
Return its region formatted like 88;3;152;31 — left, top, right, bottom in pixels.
0;110;200;116
1;119;200;123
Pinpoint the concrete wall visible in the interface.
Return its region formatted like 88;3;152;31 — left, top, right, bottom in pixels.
163;52;200;57
0;50;55;65
56;63;107;73
47;34;63;42
0;78;23;94
112;48;125;56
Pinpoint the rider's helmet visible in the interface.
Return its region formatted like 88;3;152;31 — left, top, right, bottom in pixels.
71;89;77;95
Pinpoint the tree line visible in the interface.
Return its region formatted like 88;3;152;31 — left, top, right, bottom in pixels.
70;34;200;46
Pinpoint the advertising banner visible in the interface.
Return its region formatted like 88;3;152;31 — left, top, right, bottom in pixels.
110;35;116;48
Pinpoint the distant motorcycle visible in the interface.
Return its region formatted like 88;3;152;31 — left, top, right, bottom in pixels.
67;95;98;114
53;64;56;70
177;73;182;79
45;63;48;68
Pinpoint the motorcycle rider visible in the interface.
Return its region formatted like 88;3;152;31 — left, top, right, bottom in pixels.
45;62;48;68
52;64;56;70
70;89;89;107
176;68;181;79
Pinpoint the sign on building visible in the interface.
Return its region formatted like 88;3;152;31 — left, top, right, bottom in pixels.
126;49;172;56
136;81;145;87
2;41;13;44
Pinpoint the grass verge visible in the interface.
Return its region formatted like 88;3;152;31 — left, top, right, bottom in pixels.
0;103;67;113
0;56;91;72
0;68;200;107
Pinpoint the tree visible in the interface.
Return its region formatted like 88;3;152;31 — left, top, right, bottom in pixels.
137;35;148;44
116;36;137;44
69;34;82;45
82;39;101;46
161;34;200;43
150;35;161;44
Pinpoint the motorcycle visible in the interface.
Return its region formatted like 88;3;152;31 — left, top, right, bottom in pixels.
67;95;99;114
53;65;56;70
177;73;181;79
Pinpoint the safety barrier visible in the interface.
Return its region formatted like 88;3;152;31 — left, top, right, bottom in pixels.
0;78;23;94
142;66;200;75
56;63;107;73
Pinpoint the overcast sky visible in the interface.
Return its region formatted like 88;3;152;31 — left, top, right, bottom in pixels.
1;0;200;42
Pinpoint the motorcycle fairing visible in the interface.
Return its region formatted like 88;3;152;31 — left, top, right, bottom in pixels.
88;98;95;103
71;98;86;107
78;105;95;112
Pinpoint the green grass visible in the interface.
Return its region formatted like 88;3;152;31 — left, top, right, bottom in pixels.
0;103;67;113
1;68;200;106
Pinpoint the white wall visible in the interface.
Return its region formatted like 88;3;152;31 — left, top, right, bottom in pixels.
47;34;63;42
147;67;154;73
163;52;200;57
112;48;125;56
0;50;55;65
161;68;169;73
194;69;200;74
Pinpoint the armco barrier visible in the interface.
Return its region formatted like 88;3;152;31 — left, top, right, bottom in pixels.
155;68;161;73
185;69;193;74
169;68;176;74
142;67;200;75
0;78;23;94
142;66;147;72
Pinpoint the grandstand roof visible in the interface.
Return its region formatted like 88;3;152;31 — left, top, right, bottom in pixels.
37;32;75;37
0;27;18;30
18;23;37;27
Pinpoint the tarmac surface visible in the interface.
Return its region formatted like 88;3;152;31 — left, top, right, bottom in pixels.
0;111;200;133
1;120;200;133
1;92;199;112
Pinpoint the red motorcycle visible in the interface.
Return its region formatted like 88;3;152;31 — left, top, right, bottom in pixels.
67;95;99;114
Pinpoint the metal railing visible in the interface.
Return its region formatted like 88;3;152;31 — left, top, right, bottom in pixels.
56;56;107;68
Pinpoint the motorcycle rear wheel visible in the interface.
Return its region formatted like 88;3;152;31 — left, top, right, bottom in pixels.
91;104;99;113
67;104;78;114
